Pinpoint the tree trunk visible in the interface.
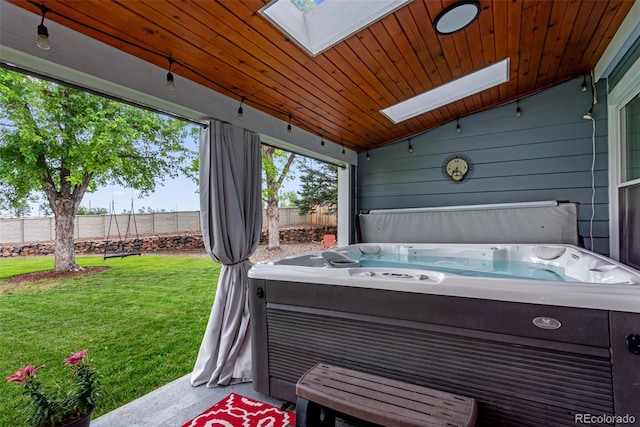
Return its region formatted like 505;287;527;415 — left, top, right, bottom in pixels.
40;163;92;273
261;146;296;251
266;193;280;250
54;198;81;272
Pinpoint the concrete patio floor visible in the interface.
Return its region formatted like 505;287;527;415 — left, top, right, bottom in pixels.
91;374;290;427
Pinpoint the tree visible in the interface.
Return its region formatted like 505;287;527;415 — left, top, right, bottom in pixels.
76;206;108;215
136;206;167;213
37;199;53;216
280;191;298;208
0;69;197;272
12;202;31;217
261;146;296;250
295;161;338;215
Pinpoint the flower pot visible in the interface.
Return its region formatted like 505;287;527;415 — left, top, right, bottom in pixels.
62;405;95;427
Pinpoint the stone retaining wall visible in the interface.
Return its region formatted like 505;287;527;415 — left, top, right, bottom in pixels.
0;226;337;257
263;225;336;245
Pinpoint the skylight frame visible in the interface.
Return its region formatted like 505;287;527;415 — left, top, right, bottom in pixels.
260;0;413;57
381;58;511;124
290;0;324;13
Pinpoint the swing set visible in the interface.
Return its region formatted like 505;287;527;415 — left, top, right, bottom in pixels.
103;198;142;260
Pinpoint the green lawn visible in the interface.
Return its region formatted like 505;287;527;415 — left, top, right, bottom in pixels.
0;254;220;426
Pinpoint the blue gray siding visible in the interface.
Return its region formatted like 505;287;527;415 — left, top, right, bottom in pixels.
357;78;609;255
625;94;640;181
609;35;640;91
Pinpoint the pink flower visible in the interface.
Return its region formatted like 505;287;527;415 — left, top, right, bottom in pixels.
7;348;99;424
65;349;88;365
6;365;45;386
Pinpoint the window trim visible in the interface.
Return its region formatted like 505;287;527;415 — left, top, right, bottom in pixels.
607;55;640;260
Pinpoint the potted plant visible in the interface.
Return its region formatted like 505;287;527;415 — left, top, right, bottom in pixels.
7;349;99;427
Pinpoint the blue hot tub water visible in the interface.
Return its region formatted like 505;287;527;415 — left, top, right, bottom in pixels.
352;253;571;282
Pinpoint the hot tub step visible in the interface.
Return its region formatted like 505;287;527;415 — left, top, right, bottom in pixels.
296;363;477;427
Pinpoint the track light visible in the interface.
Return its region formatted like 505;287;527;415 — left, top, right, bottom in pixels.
237;97;244;120
581;75;588;92
366;151;371;160
166;57;175;91
36;5;50;50
287;114;292;134
456;119;461;133
408;139;413;153
516;100;522;117
320;135;325;150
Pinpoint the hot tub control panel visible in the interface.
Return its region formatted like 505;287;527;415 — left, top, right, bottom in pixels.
351;269;438;282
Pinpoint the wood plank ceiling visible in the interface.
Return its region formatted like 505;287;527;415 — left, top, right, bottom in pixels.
8;0;634;152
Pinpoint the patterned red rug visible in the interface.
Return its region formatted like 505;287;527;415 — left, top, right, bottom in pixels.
181;393;296;427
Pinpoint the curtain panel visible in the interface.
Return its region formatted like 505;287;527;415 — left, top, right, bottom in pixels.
191;120;262;387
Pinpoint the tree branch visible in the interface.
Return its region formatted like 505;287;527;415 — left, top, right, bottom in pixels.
276;153;296;187
72;171;94;210
37;154;56;190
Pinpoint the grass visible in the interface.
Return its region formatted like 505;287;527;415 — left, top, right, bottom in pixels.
0;254;220;427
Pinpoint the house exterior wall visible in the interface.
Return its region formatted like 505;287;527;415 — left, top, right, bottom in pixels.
357;78;610;255
609;33;640;91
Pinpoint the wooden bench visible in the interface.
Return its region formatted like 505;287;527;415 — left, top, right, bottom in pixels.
296;363;477;427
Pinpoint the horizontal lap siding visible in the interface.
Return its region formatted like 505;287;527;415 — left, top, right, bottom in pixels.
357;78;610;254
609;35;640;91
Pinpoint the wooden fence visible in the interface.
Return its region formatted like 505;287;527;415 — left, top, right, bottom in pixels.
307;205;337;226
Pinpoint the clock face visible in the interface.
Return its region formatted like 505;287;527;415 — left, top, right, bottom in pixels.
442;155;472;182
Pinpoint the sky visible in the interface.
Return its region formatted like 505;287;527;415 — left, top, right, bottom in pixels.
78;148;323;215
26;161;304;216
14;121;312;216
80;177;201;214
20;176;201;216
79;157;306;214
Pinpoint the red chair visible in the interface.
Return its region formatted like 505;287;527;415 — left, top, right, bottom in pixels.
322;234;336;248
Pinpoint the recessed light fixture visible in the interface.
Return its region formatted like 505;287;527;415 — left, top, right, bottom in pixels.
434;0;480;35
381;58;510;124
260;0;412;56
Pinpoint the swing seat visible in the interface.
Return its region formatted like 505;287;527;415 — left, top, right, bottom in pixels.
103;251;142;260
103;198;142;260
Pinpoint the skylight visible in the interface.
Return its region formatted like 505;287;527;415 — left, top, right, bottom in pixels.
381;58;511;124
260;0;412;57
290;0;324;13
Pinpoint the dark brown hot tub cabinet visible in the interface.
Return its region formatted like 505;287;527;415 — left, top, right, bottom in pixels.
249;278;640;426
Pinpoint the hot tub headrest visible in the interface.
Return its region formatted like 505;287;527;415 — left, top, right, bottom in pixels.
322;251;360;267
533;245;567;260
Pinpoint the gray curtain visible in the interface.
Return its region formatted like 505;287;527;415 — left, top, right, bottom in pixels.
191;120;262;387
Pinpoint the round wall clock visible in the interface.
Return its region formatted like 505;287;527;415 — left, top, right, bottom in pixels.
442;154;473;182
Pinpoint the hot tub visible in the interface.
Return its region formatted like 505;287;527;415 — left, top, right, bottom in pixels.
248;243;640;426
